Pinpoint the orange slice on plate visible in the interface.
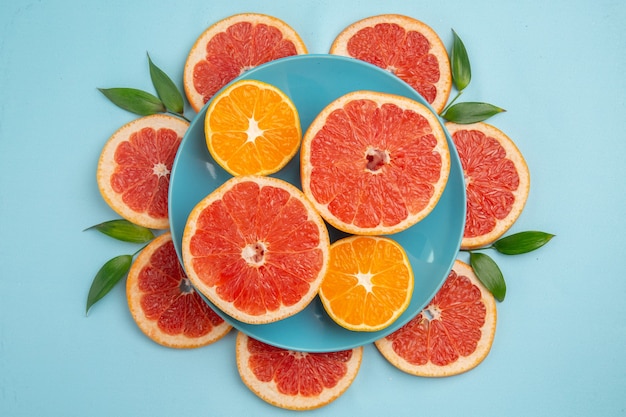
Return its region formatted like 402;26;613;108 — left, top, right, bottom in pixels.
182;175;330;324
446;122;530;249
319;235;414;332
300;90;450;235
126;232;232;348
375;260;496;377
236;332;363;410
205;79;301;176
96;114;188;229
184;13;308;112
330;14;452;113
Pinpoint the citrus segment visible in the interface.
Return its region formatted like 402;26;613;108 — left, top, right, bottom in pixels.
236;332;363;410
301;90;450;235
330;14;451;113
126;232;232;348
375;260;496;377
182;176;330;324
446;122;530;249
205;79;301;176
184;13;308;112
319;236;414;332
96;114;188;229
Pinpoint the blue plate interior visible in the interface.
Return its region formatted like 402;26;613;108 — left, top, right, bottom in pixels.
169;54;465;352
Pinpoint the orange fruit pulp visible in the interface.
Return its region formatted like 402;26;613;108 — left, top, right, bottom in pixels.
181;175;330;324
319;235;414;332
204;79;301;176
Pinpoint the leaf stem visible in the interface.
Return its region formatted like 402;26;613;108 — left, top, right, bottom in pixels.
440;90;463;115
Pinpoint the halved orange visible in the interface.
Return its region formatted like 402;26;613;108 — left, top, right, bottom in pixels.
301;90;450;235
96;114;188;229
126;232;232;348
375;260;496;377
184;13;308;112
181;175;330;324
330;14;452;113
236;332;363;410
446;122;530;249
204;79;301;176
318;235;414;332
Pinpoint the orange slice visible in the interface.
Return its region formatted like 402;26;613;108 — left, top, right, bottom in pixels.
184;13;308;112
96;114;188;229
181;175;330;324
236;332;363;410
318;235;414;332
300;90;450;235
375;260;496;377
126;232;232;348
204;79;301;176
330;14;452;113
446;122;531;249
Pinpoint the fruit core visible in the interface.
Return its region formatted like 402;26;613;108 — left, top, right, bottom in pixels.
152;162;170;178
246;118;264;142
242;241;267;265
365;147;390;172
179;277;194;294
423;305;441;321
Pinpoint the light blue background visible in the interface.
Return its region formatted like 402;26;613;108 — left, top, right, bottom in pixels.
1;1;625;416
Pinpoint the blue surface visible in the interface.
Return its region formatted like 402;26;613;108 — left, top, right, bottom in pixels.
169;54;465;352
1;1;625;416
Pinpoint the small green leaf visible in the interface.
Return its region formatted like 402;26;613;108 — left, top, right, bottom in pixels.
451;29;471;91
84;219;155;243
441;102;506;124
469;252;506;302
86;254;132;314
98;87;165;115
492;231;555;255
147;53;184;115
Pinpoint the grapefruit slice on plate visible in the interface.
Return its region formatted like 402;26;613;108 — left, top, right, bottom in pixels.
300;90;450;235
184;13;308;112
375;259;496;377
126;232;232;348
330;14;452;113
236;332;363;410
97;114;188;229
446;122;530;249
181;175;330;325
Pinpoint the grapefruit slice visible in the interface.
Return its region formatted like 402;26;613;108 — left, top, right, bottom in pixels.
446;122;530;249
96;114;188;229
183;13;308;112
236;332;363;410
300;90;450;235
204;79;301;176
319;236;414;332
330;14;452;113
375;260;496;377
181;176;330;324
126;232;232;348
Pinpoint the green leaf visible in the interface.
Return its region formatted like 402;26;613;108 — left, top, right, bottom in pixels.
98;87;165;115
469;252;506;302
147;53;184;115
492;231;555;255
441;102;506;124
451;29;471;91
84;219;155;243
86;255;132;314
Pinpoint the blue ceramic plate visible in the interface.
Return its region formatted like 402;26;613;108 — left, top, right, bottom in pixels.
169;54;465;352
